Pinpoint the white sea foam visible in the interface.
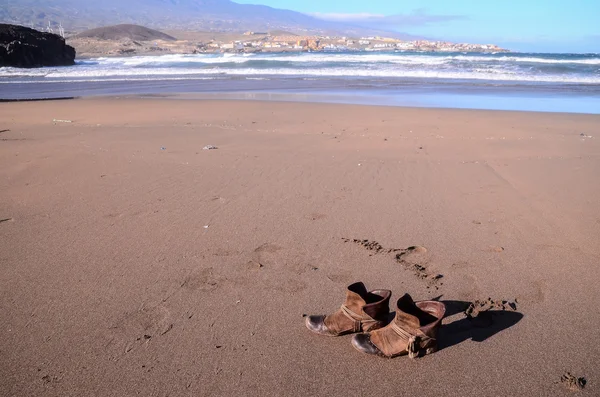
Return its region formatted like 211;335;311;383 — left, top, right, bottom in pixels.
0;76;225;84
1;52;599;84
79;53;600;66
84;53;450;65
451;55;600;65
2;66;599;84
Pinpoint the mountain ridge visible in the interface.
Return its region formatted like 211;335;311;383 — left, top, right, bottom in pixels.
0;0;422;40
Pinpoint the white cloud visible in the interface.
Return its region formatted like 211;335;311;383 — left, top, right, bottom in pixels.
308;12;385;21
307;9;466;28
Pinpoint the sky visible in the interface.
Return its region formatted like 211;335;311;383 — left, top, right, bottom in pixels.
235;0;600;52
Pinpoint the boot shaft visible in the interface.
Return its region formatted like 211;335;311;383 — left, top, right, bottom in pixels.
352;294;445;358
306;282;391;336
394;294;445;338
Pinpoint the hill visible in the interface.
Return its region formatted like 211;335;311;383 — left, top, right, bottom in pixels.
75;24;176;41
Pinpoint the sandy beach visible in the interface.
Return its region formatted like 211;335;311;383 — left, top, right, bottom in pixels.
1;98;599;396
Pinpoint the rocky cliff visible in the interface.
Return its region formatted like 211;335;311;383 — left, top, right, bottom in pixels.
0;24;76;68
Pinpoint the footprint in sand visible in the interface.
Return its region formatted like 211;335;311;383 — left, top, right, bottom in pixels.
270;279;308;293
458;274;484;299
326;273;352;284
341;238;395;254
395;246;443;288
108;304;174;355
402;245;428;255
519;280;547;304
212;248;242;257
451;261;471;270
291;263;319;275
249;243;284;268
180;268;222;291
343;239;442;287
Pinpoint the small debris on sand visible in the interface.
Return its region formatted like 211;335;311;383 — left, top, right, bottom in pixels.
465;298;518;318
465;298;518;327
465;298;517;328
245;260;264;270
203;145;218;150
160;324;174;336
560;372;586;391
53;119;72;123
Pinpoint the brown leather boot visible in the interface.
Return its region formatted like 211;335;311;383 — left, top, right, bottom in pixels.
351;293;445;358
305;282;391;336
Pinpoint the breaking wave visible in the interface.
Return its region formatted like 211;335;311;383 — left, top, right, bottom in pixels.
1;51;599;84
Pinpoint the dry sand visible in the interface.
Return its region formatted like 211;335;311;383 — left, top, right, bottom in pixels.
1;98;599;396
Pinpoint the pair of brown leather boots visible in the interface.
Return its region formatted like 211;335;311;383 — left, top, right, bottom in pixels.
305;282;446;358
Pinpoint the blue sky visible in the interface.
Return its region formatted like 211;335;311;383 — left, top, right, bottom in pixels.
235;0;599;52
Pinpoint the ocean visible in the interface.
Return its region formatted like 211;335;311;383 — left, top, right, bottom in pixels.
1;51;599;113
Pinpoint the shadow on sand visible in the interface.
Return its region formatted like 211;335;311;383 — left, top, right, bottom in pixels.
437;300;523;351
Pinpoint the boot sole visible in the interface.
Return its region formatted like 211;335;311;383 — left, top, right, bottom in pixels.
305;317;358;337
352;343;438;359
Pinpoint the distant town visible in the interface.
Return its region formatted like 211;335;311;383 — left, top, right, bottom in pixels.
66;26;509;58
200;31;507;53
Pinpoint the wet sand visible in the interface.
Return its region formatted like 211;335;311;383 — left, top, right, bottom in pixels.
4;79;600;115
1;98;599;396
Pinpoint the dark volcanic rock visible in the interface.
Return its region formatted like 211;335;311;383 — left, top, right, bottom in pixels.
0;24;76;68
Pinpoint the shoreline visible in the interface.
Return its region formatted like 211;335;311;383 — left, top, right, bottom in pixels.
91;94;600;117
2;85;599;115
2;94;600;117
